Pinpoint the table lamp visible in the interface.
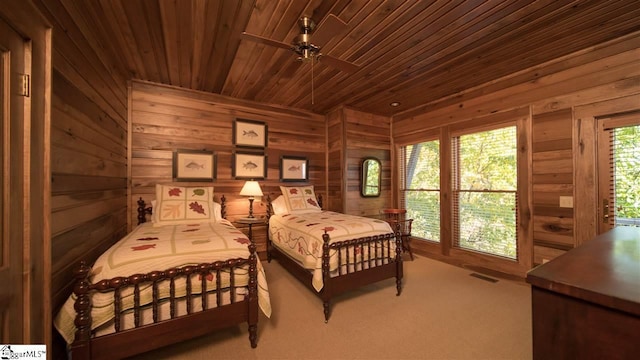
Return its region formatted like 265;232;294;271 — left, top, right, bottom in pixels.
239;180;263;218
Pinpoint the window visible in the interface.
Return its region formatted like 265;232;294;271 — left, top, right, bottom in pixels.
398;110;530;273
452;126;518;260
608;125;640;226
598;113;640;232
400;140;440;242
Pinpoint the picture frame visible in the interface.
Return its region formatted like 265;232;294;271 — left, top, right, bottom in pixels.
173;149;216;182
233;118;268;148
233;151;267;179
280;156;308;182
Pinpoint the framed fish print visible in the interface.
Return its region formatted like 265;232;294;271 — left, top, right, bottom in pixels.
233;119;268;148
280;156;308;182
233;151;267;180
173;149;216;182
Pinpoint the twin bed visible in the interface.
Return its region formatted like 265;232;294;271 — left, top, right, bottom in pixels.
54;184;403;359
54;185;271;360
267;185;403;322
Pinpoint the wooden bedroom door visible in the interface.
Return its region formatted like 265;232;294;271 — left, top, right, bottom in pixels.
596;112;640;234
0;17;28;343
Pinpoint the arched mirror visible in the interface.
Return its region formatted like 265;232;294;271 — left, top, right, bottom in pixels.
361;157;381;197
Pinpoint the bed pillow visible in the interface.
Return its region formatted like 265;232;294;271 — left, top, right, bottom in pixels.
151;200;158;223
154;184;217;226
212;201;222;220
271;195;289;215
152;198;221;223
279;185;322;214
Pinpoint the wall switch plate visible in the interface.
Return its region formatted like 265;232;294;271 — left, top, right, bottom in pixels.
559;196;573;208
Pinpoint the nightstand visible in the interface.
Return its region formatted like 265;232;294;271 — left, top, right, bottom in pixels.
234;217;268;258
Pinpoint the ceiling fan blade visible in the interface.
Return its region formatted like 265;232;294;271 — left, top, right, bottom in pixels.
311;14;348;48
240;32;292;50
318;54;359;73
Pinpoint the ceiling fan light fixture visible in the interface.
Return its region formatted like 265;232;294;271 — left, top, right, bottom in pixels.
298;55;314;63
293;41;319;60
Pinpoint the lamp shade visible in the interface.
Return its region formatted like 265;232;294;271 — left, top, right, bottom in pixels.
239;180;263;197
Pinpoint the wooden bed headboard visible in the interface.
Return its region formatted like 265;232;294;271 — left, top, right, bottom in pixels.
136;195;227;225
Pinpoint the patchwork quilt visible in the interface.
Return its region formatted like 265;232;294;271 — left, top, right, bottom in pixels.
269;211;396;291
54;220;271;344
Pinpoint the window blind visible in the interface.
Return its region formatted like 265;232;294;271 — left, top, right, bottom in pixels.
400;141;441;242
452;126;518;260
607;125;640;227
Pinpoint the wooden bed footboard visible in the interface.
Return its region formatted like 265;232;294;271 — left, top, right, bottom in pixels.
69;245;258;360
322;231;403;291
268;230;403;322
320;231;403;321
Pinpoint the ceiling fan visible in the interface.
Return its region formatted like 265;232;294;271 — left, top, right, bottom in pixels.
240;14;359;74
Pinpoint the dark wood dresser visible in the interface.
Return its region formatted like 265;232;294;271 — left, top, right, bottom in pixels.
526;226;640;360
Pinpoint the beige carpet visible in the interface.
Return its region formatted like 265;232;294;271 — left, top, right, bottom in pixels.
131;255;532;360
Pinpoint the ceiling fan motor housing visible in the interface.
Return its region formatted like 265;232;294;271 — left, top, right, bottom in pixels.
293;17;319;61
298;16;316;33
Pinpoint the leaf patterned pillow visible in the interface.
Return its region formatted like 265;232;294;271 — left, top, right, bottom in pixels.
153;184;216;226
279;185;322;214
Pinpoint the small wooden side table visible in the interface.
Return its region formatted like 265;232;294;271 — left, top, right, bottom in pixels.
234;217;268;257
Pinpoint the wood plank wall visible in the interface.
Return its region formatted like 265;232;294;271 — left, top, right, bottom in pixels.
129;80;326;257
326;107;392;215
50;72;128;313
326;108;344;212
393;33;640;271
531;109;574;262
343;108;391;217
41;11;129;331
39;9;129;360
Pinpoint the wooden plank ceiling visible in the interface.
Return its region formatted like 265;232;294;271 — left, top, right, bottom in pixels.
35;0;640;116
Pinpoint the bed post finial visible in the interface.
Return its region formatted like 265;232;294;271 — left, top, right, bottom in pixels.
137;197;153;225
137;197;146;224
220;194;227;219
